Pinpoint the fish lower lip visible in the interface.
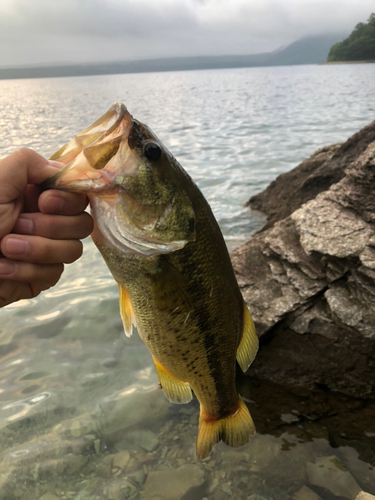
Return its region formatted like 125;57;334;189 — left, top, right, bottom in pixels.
40;169;111;192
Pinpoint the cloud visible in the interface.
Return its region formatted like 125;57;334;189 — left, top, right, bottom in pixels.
0;0;373;66
0;0;197;37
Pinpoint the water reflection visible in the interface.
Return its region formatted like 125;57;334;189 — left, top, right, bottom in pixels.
2;391;51;423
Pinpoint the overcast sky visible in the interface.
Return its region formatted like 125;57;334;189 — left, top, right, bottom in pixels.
0;0;373;67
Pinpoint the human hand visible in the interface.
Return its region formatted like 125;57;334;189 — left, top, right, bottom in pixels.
0;148;93;307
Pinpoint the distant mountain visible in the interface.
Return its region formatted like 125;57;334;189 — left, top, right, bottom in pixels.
0;34;347;81
266;34;348;65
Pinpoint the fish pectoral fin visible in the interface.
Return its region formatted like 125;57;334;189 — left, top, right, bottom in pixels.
196;396;255;459
236;300;259;372
153;356;192;404
118;283;136;338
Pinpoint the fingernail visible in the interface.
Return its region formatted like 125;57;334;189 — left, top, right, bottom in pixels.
13;217;34;235
48;160;64;169
4;238;29;256
0;261;16;275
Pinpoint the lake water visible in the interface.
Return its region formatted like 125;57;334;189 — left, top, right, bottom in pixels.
0;63;375;500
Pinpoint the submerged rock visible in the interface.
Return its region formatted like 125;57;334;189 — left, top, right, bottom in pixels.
338;445;375;494
129;429;159;452
213;491;230;500
112;450;131;470
141;464;206;500
306;455;361;499
356;492;375;500
232;120;375;397
247;495;270;500
38;494;59;500
293;485;323;500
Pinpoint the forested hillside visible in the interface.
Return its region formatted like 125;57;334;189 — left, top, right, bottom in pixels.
328;13;375;62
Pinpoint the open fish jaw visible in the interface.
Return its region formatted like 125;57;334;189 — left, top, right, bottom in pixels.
42;102;133;192
43;102;196;256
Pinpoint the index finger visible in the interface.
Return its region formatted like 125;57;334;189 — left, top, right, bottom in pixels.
0;149;61;239
0;149;60;204
38;189;89;216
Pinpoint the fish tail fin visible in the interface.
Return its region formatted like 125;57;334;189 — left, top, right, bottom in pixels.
196;396;255;459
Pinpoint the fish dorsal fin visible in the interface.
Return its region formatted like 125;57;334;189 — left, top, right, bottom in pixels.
152;356;192;404
236;301;259;372
118;283;136;338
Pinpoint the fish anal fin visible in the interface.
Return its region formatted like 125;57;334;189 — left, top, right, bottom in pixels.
153;356;192;404
118;283;136;338
196;396;255;459
236;301;259;372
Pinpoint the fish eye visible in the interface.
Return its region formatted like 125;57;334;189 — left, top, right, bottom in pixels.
144;142;162;162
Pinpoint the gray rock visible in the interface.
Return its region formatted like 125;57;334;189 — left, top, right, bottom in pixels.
293;486;323;500
356;492;375;500
96;454;114;478
130;430;159;452
39;494;59;500
128;468;146;486
207;477;219;494
141;464;206;500
135;452;157;465
292;198;372;259
103;478;137;500
244;434;282;472
221;483;232;495
112;450;131;470
306;456;361;499
213;491;229;500
338;446;375;495
63;454;89;475
231;120;375;397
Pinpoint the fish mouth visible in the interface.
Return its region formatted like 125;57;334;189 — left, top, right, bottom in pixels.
41;102;195;257
40;102;133;192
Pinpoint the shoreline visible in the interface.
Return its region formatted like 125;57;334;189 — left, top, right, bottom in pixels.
321;60;375;65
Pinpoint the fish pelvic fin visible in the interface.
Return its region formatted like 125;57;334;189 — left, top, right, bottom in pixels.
153;356;193;404
118;283;136;338
236;300;259;372
196;396;255;460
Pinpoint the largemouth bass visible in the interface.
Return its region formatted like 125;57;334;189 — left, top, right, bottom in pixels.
43;103;259;459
